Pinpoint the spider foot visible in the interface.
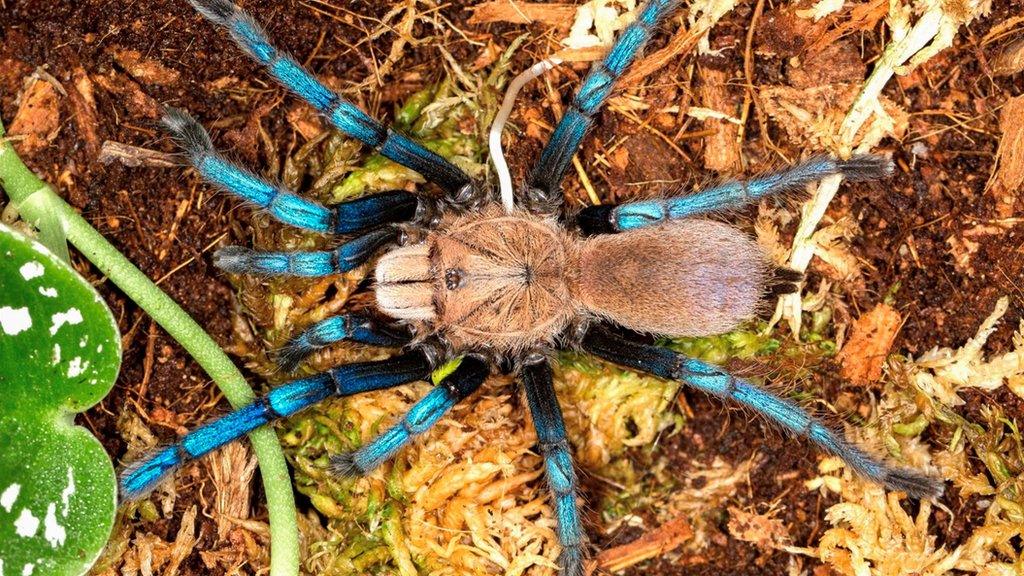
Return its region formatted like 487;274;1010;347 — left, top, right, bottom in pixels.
189;0;235;23
162;107;214;159
328;452;368;478
838;154;895;182
558;546;585;576
274;344;310;373
883;467;945;499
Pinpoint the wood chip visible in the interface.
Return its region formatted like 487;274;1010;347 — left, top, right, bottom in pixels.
468;1;576;27
110;46;181;86
98;141;178;168
68;67;101;157
697;65;741;172
837;303;902;386
991;37;1024;77
987;94;1024;218
8;76;60;154
586;516;693;574
94;71;162;119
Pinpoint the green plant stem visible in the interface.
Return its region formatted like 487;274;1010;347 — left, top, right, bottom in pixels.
0;120;299;576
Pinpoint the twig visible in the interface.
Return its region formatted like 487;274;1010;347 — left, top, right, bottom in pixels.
584;516;693;575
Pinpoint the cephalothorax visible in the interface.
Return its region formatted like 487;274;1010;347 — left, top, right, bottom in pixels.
121;1;942;574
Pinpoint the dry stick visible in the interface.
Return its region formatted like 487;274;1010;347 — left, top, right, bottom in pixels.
584;516;693;575
773;8;953;337
0;118;300;576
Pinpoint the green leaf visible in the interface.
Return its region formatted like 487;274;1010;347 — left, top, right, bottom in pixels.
0;223;121;576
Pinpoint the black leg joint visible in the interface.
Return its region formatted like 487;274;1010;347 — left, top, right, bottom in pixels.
442;355;490;400
574;204;616;235
521;185;563;216
328;350;433;397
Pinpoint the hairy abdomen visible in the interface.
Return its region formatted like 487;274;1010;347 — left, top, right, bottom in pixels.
577;220;769;336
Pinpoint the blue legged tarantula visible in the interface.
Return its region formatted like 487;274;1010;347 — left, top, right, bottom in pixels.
121;0;943;573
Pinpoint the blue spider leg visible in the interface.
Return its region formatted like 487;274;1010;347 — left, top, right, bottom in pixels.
118;350;433;500
276;313;412;372
522;360;585;576
581;325;944;498
188;0;471;196
527;0;682;199
213;226;398;277
576;155;895;233
329;355;490;477
164;108;419;235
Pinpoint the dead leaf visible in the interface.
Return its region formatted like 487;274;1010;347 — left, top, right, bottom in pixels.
837;303;902;385
9;76;60;154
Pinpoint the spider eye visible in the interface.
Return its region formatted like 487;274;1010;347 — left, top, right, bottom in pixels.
444;268;463;290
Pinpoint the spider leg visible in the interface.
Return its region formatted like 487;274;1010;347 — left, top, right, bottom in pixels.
213;226;399;276
189;0;472;197
526;0;682;207
580;324;944;498
277;313;411;372
329;355;489;477
118;351;433;500
522;359;585;576
165;109;419;234
576;155;894;234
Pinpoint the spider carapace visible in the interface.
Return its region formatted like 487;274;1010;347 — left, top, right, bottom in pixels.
119;0;943;574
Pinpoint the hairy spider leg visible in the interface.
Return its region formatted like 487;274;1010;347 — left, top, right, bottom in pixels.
164;108;419;235
329;356;490;477
581;325;944;498
522;360;586;576
527;0;682;201
576;155;895;234
119;351;433;500
277;313;412;372
189;0;471;195
213;226;399;277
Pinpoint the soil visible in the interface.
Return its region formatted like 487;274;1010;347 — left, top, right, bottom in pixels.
2;0;1021;575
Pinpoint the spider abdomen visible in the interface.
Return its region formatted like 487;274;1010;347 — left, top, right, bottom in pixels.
577;220;770;337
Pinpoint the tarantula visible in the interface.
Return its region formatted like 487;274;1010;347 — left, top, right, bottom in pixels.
121;0;943;574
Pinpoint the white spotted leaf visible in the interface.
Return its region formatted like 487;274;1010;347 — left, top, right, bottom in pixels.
0;223;121;576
